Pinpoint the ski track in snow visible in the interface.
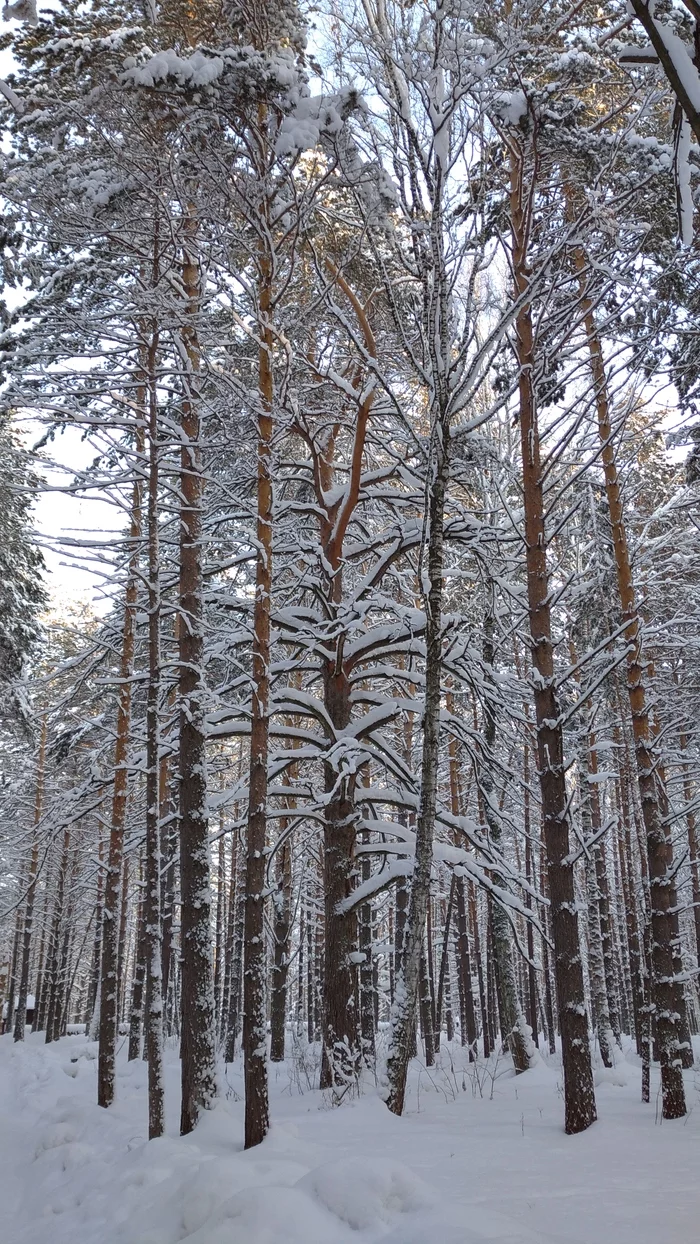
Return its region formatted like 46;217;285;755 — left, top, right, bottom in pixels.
1;1033;698;1244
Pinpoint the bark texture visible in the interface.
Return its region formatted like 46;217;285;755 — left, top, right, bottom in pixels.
510;146;596;1134
178;217;217;1136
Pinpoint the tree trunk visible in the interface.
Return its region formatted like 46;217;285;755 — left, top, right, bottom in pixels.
3;915;21;1036
45;822;71;1045
680;731;700;977
523;744;539;1049
214;827;226;1030
31;882;50;1033
582;805;614;1068
270;826;293;1063
145;325;165;1138
85;829;104;1035
358;828;376;1064
511;147;596;1133
480;610;531;1073
614;730;645;1052
242;120;274;1143
319;655;359;1092
576;248;686;1119
178;215;217;1135
128;883;146;1062
160;776;177;1037
14;716;47;1043
435;877;455;1051
471;887;490;1058
385;430;447;1116
223;827;242;1061
98;420;143;1106
419;947;435;1066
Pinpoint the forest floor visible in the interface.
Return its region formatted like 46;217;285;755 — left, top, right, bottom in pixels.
1;1032;698;1244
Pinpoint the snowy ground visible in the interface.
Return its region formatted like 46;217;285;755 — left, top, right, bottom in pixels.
1;1033;698;1244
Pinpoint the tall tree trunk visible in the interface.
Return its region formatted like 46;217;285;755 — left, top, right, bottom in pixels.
480;610;531;1073
270;825;293;1063
582;788;614;1068
242;122;273;1144
3;914;21;1035
85;828;104;1034
98;419;143;1106
614;728;645;1052
385;426;448;1116
523;742;539;1048
435;877;455;1051
470;886;489;1057
223;828;242;1061
510;148;596;1133
145;325;165;1138
419;946;435;1066
116;854;131;1026
446;713;478;1057
160;770;177;1035
575;249;686;1119
45;822;71;1045
214;826;226;1030
178;215;217;1135
680;730;700;976
128;881;147;1062
319;653;358;1092
358;827;376;1064
14;715;47;1043
31;881;51;1033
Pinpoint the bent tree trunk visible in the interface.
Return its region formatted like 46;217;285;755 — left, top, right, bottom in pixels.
510;146;596;1134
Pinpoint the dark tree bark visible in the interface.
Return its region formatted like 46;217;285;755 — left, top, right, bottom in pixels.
127;884;147;1062
435;877;455;1051
480;611;531;1073
471;887;490;1058
213;828;226;1030
145;322;165;1139
270;824;293;1063
523;744;539;1049
319;659;358;1092
575;247;686;1118
385;427;448;1115
510;144;596;1133
2;914;21;1035
178;216;217;1136
98;425;143;1106
45;823;72;1046
418;946;436;1067
85;830;104;1035
358;827;376;1064
14;716;47;1043
242;119;274;1143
